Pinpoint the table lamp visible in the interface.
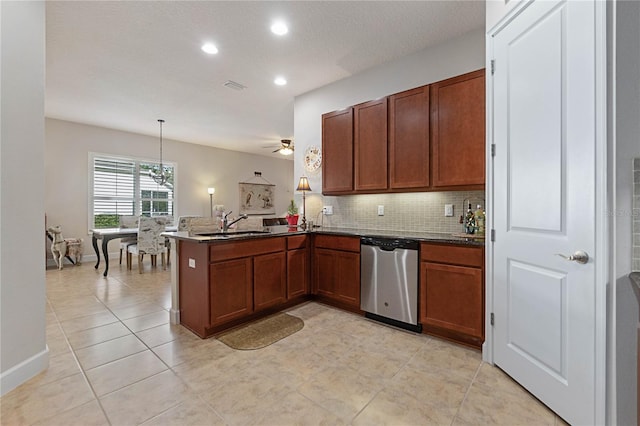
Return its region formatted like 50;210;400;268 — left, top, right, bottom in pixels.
296;177;311;230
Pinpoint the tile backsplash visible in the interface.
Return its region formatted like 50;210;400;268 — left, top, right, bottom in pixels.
634;158;640;271
304;190;486;234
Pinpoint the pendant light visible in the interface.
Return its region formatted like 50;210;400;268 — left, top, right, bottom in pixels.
150;119;170;186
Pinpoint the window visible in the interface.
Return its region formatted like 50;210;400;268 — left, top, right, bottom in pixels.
90;154;175;229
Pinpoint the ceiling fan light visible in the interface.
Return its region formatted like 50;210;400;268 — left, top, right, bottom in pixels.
279;147;293;155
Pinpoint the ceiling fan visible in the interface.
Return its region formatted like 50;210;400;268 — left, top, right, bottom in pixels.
266;139;294;155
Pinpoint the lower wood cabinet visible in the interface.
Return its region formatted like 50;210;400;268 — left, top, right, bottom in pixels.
210;257;253;325
253;252;287;311
420;243;484;348
287;248;308;299
313;235;361;311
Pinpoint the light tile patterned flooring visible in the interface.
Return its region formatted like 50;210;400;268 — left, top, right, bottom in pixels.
1;262;568;425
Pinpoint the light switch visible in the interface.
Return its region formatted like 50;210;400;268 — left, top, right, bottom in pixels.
188;258;196;268
377;205;384;216
444;204;454;217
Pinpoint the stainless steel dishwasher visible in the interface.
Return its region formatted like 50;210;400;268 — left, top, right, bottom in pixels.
360;237;421;333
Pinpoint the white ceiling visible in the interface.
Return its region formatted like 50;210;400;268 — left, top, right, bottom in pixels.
45;1;485;159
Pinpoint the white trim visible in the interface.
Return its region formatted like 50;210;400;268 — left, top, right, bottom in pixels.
593;1;609;424
0;346;49;396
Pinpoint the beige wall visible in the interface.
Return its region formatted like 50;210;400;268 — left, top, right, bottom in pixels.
45;119;294;257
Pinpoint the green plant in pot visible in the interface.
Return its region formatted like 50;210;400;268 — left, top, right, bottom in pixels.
286;199;299;226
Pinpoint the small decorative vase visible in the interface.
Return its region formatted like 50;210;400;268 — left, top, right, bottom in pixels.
286;214;299;226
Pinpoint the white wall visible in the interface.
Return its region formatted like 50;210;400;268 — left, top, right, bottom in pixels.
486;0;521;31
45;119;294;256
293;28;485;220
0;1;49;395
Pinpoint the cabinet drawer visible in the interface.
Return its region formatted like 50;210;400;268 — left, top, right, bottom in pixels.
287;235;308;250
210;237;285;262
314;234;360;252
420;243;483;268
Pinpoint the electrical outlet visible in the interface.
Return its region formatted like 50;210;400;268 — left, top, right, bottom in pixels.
444;204;454;217
377;205;384;216
322;205;333;215
188;258;196;268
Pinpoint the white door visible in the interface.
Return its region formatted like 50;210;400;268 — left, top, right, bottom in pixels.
491;1;605;425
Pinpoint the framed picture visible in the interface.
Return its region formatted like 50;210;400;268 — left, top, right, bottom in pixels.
239;182;275;215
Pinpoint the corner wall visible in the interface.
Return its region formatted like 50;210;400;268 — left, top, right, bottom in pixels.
0;1;48;395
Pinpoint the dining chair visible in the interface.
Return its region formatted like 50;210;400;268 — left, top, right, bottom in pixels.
118;215;139;266
187;217;218;234
127;216;168;273
177;215;202;232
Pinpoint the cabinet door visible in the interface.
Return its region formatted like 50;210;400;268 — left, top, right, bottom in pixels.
420;261;484;342
314;248;337;298
335;251;361;307
287;248;308;299
254;252;287;311
389;86;430;189
354;98;388;191
314;248;360;308
322;108;354;194
210;258;253;325
431;69;486;187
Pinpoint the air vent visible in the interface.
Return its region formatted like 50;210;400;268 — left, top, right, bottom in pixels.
223;80;247;91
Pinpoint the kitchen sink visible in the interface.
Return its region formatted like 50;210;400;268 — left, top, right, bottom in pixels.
195;230;271;237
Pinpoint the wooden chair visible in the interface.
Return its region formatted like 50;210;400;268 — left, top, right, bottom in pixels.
127;216;167;273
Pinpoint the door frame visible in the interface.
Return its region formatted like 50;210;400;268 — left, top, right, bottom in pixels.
483;1;609;424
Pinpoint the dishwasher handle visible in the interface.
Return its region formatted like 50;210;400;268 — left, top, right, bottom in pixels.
360;237;419;251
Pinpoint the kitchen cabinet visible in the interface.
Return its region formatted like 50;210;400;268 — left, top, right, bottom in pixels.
179;236;295;338
287;235;309;299
354;98;388;191
431;69;485;188
322;108;354;194
253;252;286;311
389;85;430;190
210;257;253;325
419;242;484;348
320;69;485;195
313;234;361;312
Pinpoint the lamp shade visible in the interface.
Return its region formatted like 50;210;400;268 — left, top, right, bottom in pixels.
296;176;311;192
207;187;215;195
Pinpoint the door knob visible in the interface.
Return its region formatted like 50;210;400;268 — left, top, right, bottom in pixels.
556;250;589;264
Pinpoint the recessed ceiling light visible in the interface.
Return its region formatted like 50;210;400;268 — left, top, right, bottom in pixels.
270;21;288;36
201;43;218;54
274;77;287;86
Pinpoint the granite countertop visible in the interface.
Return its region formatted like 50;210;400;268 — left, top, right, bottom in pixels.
631;272;640;288
165;225;485;246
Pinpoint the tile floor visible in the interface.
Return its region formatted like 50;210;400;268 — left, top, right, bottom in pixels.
1;262;568;425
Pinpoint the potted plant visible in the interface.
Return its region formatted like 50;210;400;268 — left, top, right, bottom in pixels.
286;199;299;226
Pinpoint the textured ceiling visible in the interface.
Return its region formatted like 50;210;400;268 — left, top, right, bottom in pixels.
45;1;485;158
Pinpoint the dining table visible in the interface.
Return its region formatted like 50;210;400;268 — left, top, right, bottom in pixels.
91;226;177;276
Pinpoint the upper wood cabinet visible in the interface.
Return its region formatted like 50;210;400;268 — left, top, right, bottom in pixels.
389;86;430;190
322;108;354;193
431;69;486;188
354;98;388;191
321;69;485;195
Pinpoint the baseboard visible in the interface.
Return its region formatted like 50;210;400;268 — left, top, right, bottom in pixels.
1;345;49;396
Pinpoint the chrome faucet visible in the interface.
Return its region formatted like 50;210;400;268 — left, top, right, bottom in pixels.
222;211;248;232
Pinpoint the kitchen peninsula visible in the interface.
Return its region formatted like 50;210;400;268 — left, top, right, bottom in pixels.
165;225;485;348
